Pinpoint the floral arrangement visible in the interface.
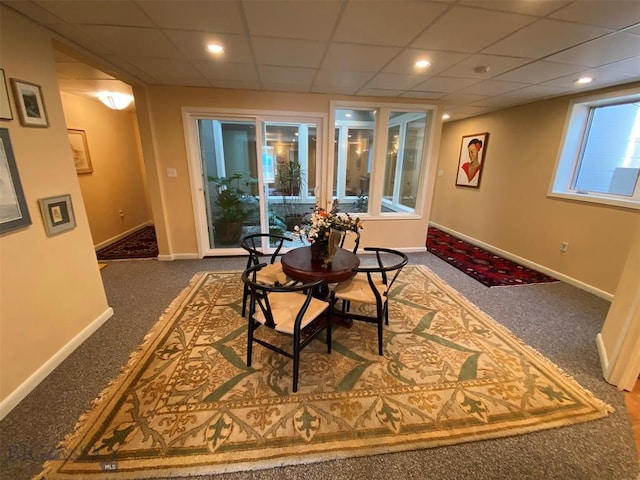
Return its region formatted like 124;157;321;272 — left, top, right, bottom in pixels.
294;200;363;245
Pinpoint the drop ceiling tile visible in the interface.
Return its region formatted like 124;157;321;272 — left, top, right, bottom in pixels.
154;76;211;87
411;77;478;93
382;49;469;76
542;66;636;89
312;70;374;89
193;61;260;83
439;93;489;104
252;38;326;68
3;1;65;25
35;0;153;26
334;1;448;47
603;56;640;76
322;43;401;72
76;25;184;57
494;60;584;83
439;54;531;79
243;1;342;41
499;84;570;99
471;96;526;108
545;33;640;67
399;91;446;100
356;88;403;98
137;0;244;33
457;0;570;17
258;66;316;86
549;1;640;29
364;72;429;90
120;57;204;81
102;55;159;84
483;19;612;58
311;84;360;95
458;80;529;96
164;30;253;63
208;80;262;91
411;6;537;53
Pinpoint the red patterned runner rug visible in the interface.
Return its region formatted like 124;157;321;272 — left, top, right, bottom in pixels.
426;226;558;287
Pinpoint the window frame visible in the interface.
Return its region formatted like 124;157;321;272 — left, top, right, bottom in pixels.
329;100;436;219
548;87;640;210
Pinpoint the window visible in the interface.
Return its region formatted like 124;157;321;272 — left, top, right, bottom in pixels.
550;89;640;209
332;103;433;216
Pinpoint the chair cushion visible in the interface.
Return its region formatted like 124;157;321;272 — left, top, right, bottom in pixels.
332;273;387;305
253;292;329;334
255;262;287;285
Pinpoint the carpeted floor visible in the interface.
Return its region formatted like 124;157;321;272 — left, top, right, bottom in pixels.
426;226;558;287
96;226;158;260
34;266;611;479
1;252;637;480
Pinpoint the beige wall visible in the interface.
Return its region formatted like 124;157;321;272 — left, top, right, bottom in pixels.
60;92;151;246
136;86;440;257
430;86;640;295
0;7;110;404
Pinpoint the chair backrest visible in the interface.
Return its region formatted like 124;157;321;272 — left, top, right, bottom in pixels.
339;229;361;254
240;233;292;270
353;247;408;302
241;263;323;330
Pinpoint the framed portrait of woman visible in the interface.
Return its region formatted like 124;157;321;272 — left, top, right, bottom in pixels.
455;132;489;188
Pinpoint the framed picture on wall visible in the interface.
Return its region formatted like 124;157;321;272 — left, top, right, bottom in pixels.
68;129;93;174
455;132;489;188
38;194;76;237
10;78;49;127
0;69;12;121
0;128;31;234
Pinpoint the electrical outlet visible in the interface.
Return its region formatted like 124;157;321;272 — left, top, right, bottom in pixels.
560;241;569;252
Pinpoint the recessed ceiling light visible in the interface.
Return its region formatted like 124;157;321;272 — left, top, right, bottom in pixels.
574;76;594;85
415;59;431;69
474;66;490;74
206;43;225;54
442;113;451;120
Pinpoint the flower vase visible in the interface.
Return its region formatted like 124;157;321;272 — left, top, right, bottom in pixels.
310;239;328;264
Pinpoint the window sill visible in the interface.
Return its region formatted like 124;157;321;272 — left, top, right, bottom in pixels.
547;191;640;211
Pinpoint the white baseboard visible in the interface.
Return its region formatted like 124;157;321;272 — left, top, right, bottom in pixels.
94;221;153;250
430;222;613;301
0;307;114;421
595;333;610;378
157;253;200;261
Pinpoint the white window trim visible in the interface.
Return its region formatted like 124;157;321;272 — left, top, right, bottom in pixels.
329;100;437;219
548;87;640;211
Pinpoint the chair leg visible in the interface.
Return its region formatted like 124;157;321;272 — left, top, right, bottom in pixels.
242;284;249;317
246;319;254;367
326;309;332;354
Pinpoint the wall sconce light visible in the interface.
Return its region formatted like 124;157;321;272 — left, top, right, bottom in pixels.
97;91;133;110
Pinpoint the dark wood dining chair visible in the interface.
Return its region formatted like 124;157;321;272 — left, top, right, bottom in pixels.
339;229;361;254
240;233;292;317
330;247;408;355
242;263;332;393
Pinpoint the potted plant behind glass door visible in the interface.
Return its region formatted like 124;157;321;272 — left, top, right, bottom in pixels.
208;172;257;246
277;160;307;232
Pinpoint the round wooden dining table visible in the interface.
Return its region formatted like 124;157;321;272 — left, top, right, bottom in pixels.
281;246;359;300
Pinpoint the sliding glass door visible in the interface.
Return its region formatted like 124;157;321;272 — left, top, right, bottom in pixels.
190;113;324;255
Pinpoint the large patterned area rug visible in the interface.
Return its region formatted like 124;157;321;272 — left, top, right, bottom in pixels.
36;266;610;479
426;226;558;287
96;226;158;261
